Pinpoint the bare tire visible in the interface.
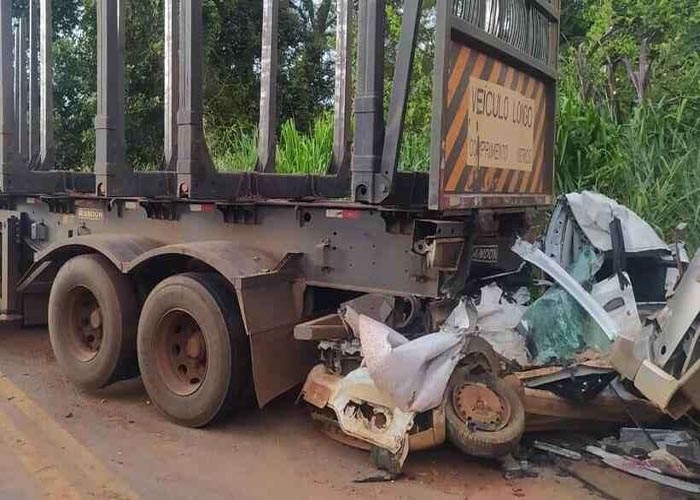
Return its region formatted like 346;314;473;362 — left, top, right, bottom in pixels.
446;369;525;458
48;254;138;390
137;273;250;428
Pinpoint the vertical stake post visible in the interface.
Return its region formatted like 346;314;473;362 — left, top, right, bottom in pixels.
164;0;179;171
95;0;128;195
40;0;54;169
256;0;279;173
0;1;18;190
177;0;216;197
379;0;423;202
330;0;353;176
18;16;29;163
29;0;39;164
351;0;385;202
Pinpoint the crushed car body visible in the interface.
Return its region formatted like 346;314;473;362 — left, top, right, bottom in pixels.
295;191;696;479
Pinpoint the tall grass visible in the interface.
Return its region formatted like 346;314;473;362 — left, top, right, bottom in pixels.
399;130;431;172
557;76;700;247
207;125;259;172
207;114;335;174
276;114;334;175
207;113;433;175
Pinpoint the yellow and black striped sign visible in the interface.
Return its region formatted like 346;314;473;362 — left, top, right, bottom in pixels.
440;43;553;205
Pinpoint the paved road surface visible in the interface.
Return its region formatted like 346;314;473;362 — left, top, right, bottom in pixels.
0;326;602;499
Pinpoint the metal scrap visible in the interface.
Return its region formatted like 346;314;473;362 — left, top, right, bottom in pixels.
562;192;668;254
602;428;700;460
474;283;529;366
585;446;700;494
532;440;582;460
611;248;700;419
512;238;620;341
357;310;472;413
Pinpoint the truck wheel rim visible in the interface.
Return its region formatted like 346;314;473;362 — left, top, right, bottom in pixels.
452;382;511;432
155;310;208;396
67;286;103;362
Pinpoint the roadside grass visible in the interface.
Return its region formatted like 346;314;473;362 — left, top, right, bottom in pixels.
557;82;700;247
207;113;432;174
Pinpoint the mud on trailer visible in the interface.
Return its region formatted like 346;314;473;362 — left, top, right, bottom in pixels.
0;0;559;432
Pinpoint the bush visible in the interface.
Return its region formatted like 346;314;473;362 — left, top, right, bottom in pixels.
557;70;700;247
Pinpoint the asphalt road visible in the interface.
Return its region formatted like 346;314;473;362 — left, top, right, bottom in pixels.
0;326;601;499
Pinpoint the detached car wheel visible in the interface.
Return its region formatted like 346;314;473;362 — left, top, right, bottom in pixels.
445;369;525;458
137;273;250;428
48;254;138;390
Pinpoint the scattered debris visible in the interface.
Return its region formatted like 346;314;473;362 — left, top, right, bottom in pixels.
601;427;700;459
533;440;582;460
585;446;700;494
352;471;403;483
500;454;537;479
559;459;678;500
645;448;697;479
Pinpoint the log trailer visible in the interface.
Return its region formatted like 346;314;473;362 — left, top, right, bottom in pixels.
0;0;559;428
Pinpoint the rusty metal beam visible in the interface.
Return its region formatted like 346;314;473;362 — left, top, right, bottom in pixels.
176;0;202;191
39;0;54;170
17;16;29;164
176;0;217;197
14;21;20;141
1;216;21;315
379;0;423;203
330;0;353;176
0;3;17;190
164;0;179;171
351;0;385;202
95;0;128;195
257;0;279;174
29;0;39;165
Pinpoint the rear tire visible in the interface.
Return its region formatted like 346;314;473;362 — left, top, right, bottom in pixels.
48;254;138;390
137;273;250;428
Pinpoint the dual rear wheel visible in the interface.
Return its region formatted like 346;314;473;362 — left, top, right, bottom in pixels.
48;255;250;427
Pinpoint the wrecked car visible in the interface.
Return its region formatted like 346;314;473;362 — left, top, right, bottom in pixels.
296;295;526;473
295;191;689;476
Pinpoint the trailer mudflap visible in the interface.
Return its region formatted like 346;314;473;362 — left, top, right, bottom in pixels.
233;254;316;407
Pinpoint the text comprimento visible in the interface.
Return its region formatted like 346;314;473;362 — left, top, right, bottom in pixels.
466;76;536;171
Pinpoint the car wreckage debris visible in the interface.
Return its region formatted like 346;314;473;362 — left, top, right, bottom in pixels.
296;191;700;491
532;440;582;460
585;446;700;493
512;238;620;342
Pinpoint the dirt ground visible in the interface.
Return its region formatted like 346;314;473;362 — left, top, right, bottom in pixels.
0;326;678;500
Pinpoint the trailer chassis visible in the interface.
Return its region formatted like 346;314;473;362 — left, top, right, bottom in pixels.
0;0;559;423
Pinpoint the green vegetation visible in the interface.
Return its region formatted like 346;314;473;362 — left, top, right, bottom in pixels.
556;0;700;245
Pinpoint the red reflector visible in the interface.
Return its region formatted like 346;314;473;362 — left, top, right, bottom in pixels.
342;209;362;220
